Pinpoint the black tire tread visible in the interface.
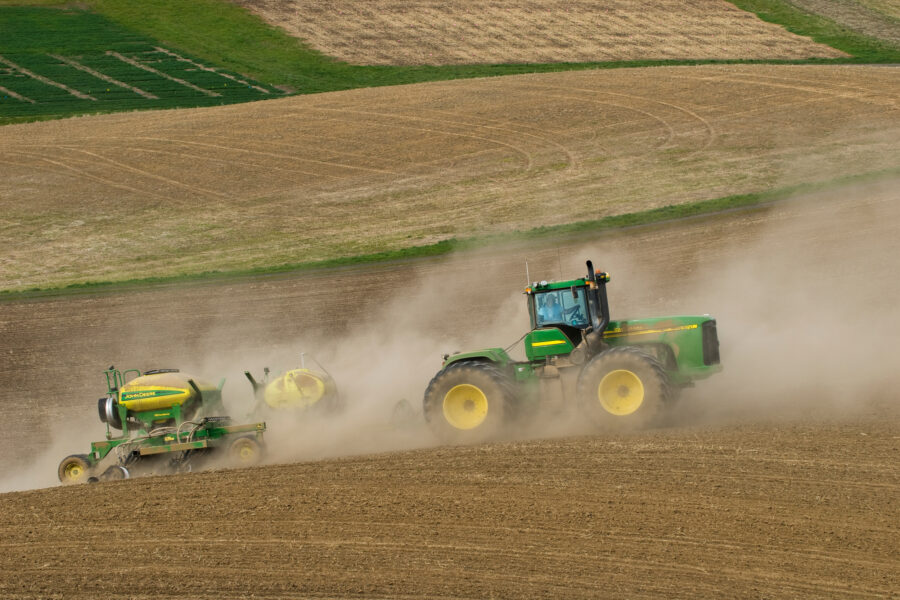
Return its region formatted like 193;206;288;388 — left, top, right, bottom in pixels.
57;453;93;484
576;346;672;428
423;360;516;442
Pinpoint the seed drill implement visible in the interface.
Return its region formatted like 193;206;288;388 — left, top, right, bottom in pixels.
57;367;266;484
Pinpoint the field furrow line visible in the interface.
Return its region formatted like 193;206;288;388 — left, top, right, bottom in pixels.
0;55;96;101
213;518;899;570
555;83;717;151
6;150;170;201
48;54;159;100
0;85;35;104
306;106;537;173
152;47;272;95
105;51;221;98
107;144;324;184
525;90;676;153
57;147;231;200
671;71;900;109
413;107;581;172
133;135;396;176
188;128;415;169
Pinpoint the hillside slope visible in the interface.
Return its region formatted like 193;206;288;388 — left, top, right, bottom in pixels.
1;420;897;598
1;64;898;292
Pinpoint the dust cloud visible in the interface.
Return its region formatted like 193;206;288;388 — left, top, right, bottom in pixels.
678;177;900;424
224;177;900;466
2;177;898;492
0;409;98;493
199;255;538;466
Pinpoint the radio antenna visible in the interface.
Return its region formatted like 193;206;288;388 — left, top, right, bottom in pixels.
525;259;531;287
557;248;563;280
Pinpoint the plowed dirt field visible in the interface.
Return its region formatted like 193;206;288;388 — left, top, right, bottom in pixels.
1;421;897;599
1;175;898;597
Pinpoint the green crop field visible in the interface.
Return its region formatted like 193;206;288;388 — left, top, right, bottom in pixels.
0;6;283;122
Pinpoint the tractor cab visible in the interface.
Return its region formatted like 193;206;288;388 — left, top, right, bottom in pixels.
524;262;611;362
530;285;591;329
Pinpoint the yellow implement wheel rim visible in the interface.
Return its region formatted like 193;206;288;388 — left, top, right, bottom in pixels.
234;441;258;463
442;384;489;430
598;369;645;416
64;462;84;481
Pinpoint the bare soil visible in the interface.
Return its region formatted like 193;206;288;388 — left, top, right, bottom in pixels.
0;420;897;599
234;0;846;64
2;65;898;291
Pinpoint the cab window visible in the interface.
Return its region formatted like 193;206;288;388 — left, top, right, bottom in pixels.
535;289;589;328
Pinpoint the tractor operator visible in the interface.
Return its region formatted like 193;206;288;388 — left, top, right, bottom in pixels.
539;294;564;322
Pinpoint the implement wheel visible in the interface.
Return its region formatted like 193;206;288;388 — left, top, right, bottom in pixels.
423;360;514;443
57;454;93;485
101;465;130;481
577;347;671;429
229;436;264;467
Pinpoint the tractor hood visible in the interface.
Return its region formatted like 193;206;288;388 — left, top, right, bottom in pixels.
602;315;711;341
603;315;721;379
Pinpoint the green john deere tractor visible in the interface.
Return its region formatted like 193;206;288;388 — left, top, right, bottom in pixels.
423;260;721;441
57;367;266;484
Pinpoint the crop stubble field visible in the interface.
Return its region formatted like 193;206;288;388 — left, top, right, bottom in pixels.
234;0;846;64
2;65;899;292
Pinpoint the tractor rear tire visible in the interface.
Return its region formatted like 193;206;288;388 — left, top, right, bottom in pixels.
423;360;515;443
577;347;671;429
229;436;264;467
57;454;93;485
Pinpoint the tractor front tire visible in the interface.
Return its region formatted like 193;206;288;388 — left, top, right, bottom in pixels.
423;360;514;443
57;454;93;485
577;347;671;429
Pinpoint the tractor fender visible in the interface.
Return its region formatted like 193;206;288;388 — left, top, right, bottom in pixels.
442;348;511;370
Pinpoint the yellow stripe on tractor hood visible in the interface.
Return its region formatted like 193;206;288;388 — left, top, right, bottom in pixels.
531;339;568;347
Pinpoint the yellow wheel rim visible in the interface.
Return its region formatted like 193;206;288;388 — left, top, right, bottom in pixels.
442;384;489;430
64;463;84;481
597;369;644;416
235;443;258;463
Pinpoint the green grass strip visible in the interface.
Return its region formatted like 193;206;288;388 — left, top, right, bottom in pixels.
731;0;900;61
3;167;897;301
